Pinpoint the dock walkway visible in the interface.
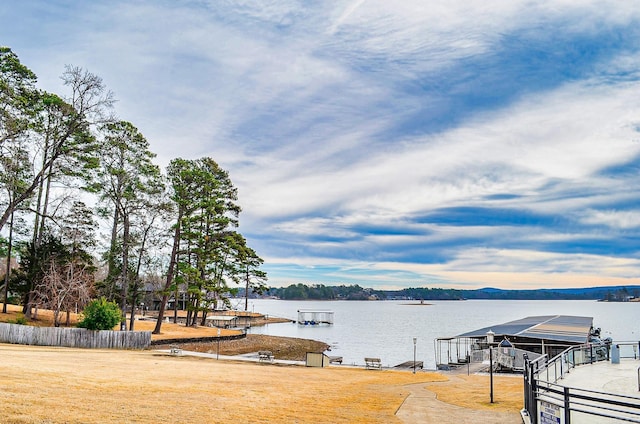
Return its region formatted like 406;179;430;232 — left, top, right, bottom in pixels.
393;361;423;370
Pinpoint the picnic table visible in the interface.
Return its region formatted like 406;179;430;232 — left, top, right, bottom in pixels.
258;350;274;362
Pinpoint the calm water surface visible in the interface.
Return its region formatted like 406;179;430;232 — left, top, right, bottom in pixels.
243;299;640;369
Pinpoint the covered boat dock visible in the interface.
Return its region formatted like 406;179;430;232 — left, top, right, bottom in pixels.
297;309;334;325
435;315;596;371
204;315;239;328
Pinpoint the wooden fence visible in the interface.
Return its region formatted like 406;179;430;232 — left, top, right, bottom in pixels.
0;322;151;349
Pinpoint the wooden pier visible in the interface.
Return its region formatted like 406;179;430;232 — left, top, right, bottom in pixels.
393;361;423;371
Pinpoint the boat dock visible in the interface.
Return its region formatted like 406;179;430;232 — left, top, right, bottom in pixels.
393;361;424;371
297;309;334;325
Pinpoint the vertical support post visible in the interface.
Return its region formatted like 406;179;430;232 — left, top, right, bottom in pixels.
523;354;530;413
217;328;221;360
530;360;538;419
489;347;494;403
413;337;417;374
564;386;571;424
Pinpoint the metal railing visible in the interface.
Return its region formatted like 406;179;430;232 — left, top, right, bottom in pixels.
523;342;640;423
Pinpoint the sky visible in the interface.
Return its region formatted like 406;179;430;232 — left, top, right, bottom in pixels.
3;1;640;290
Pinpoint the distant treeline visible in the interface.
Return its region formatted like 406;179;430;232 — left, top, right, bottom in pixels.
262;283;640;301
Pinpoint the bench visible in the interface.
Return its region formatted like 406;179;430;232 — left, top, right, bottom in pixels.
170;345;182;356
258;350;274;363
365;357;382;369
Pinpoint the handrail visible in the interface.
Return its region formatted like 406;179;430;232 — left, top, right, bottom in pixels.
535;342;612;384
524;340;640;423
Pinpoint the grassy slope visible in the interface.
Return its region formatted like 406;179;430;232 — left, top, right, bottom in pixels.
0;304;523;422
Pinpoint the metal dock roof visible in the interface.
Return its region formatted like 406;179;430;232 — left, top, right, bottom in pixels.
455;315;593;344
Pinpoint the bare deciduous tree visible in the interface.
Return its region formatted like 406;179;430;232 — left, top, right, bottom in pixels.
34;257;94;327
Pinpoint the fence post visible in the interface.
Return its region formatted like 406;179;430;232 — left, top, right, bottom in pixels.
489;347;494;403
530;359;538;419
523;354;530;414
564;386;571;424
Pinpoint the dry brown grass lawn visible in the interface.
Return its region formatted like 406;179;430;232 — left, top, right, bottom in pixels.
427;374;524;412
0;303;81;327
0;343;450;423
0;304;524;422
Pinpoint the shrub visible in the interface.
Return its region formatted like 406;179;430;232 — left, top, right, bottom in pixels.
77;297;121;330
11;313;27;325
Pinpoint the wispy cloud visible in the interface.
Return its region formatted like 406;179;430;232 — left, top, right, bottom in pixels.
3;0;640;289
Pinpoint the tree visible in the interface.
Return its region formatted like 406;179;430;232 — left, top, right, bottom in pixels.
2;63;114;318
34;252;94;327
181;158;242;326
0;46;37;159
56;200;97;325
153;158;193;333
153;158;243;332
224;232;267;311
94;121;164;330
127;196;172;331
0;152;30;313
77;297;121;330
26;212;96;328
0;63;113;232
0;49;37;314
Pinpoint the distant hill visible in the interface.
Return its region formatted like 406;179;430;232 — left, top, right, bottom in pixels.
263;284;640;301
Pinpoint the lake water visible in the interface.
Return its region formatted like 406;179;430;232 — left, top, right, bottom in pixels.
243;299;640;369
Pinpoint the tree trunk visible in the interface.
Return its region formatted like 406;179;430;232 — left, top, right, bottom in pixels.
119;212;130;331
244;267;249;312
173;282;179;324
153;209;182;334
128;278;138;331
24;156;52;319
106;208;120;300
128;216;154;331
2;212;14;313
53;309;60;327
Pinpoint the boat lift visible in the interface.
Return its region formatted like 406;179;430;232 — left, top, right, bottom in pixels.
297;309;334;325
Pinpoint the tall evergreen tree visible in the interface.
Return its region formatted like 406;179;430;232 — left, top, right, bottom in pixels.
94;121;163;330
154;158;254;332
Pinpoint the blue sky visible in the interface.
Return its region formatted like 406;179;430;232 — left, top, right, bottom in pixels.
3;1;640;289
